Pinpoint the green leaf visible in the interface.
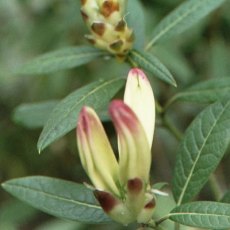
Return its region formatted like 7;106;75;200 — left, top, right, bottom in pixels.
168;78;230;105
18;46;105;75
1;176;110;223
172;98;230;205
13;101;109;129
170;201;230;229
13;101;58;129
129;50;177;87
146;0;226;49
126;0;145;49
37;78;125;152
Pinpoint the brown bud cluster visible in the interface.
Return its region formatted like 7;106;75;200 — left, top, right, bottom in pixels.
80;0;133;57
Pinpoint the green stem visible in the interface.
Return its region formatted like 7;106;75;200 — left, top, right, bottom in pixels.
174;223;180;230
163;115;183;141
209;173;223;201
127;55;138;67
155;215;170;226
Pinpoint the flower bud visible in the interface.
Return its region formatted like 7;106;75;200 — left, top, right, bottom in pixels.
80;0;133;56
124;68;155;147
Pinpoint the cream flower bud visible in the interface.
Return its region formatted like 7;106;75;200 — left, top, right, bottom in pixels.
109;100;151;185
124;68;155;147
80;0;133;56
77;106;120;196
76;68;156;225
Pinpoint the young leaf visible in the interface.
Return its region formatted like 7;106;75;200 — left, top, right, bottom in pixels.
126;0;145;49
129;50;177;87
170;201;230;229
1;176;111;223
146;0;226;49
13;101;59;129
18;46;105;75
172;98;230;205
37;78;125;152
168;78;230;105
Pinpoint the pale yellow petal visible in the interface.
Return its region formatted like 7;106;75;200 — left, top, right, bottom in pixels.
77;106;119;195
124;68;155;147
109;100;151;185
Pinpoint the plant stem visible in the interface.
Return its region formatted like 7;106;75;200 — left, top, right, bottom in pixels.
163;115;183;141
209;173;223;201
155;215;170;226
174;223;180;230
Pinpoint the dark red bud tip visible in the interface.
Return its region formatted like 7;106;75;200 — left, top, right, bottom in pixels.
91;22;106;36
101;1;119;17
79;107;89;133
144;198;156;209
127;178;143;194
94;190;118;213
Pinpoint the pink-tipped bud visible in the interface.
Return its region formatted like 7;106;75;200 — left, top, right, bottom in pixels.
124;68;155;148
109;100;151;186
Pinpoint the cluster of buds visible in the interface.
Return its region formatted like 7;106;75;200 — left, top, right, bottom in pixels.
80;0;134;57
76;68;156;225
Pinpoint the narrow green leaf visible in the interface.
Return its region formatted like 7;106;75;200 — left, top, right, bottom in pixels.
13;101;110;129
129;50;177;87
18;46;105;75
1;176;110;223
169;78;230;105
126;0;145;49
146;0;226;49
37;78;125;152
170;201;230;229
13;101;58;129
172;98;230;205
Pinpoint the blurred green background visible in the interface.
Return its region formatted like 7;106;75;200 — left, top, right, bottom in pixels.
0;0;230;229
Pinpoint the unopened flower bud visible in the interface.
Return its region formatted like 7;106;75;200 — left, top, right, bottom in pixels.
80;0;133;57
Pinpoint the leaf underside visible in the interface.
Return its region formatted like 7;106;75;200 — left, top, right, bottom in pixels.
1;176;110;223
172;98;230;205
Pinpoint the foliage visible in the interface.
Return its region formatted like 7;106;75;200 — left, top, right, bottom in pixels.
0;0;230;229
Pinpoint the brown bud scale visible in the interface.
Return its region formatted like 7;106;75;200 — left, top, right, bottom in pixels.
91;22;106;36
110;40;123;51
115;20;126;31
81;0;87;6
101;1;119;17
81;10;88;21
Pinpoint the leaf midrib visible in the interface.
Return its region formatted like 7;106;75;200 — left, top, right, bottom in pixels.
39;78;123;150
174;87;230;102
36;50;103;62
170;212;230;218
177;101;228;205
131;50;174;84
147;0;211;48
3;183;101;209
